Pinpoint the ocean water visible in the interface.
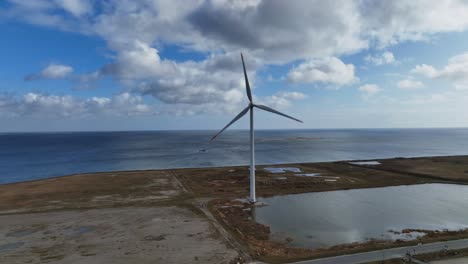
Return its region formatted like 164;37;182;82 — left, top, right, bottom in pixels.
1;128;468;184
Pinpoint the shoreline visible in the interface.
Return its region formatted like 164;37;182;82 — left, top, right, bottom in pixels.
1;155;468;263
2;154;468;187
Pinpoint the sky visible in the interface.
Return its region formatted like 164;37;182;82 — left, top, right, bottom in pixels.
1;0;468;132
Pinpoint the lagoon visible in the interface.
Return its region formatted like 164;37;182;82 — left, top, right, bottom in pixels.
254;184;468;249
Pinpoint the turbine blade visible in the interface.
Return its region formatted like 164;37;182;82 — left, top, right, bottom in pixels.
241;53;253;102
254;104;303;123
210;106;250;142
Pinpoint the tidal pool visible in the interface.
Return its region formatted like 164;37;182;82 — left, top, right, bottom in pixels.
349;161;381;165
295;173;322;177
264;167;302;173
254;184;468;249
0;242;24;253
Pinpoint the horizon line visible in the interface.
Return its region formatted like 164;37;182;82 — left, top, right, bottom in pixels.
1;126;468;134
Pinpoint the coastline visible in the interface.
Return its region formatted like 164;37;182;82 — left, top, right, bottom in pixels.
1;155;468;263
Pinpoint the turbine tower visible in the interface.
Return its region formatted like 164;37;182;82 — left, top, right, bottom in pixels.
210;53;303;203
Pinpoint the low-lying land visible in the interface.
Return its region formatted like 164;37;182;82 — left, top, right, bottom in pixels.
350;155;468;182
174;160;442;198
0;171;240;264
0;155;468;263
0;207;239;264
0;170;186;213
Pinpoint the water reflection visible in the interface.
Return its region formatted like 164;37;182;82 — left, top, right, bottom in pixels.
254;184;468;249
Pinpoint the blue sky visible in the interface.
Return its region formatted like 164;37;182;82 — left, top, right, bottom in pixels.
1;0;468;132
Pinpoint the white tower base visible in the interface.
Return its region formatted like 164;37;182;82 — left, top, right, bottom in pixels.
249;107;256;203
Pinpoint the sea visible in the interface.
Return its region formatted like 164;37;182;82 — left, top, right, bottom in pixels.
1;128;468;184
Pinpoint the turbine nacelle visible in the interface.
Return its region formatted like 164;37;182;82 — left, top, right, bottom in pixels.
210;53;302;142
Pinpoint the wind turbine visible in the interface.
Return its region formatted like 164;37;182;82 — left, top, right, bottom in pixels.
210;53;303;203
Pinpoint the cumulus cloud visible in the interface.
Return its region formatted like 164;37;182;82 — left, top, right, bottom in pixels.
365;51;396;65
7;1;468;60
25;64;73;81
260;91;307;109
6;0;92;17
158;90;306;117
411;64;438;78
99;40;169;80
287;57;357;86
5;0;468;118
130;52;250;109
2;0;93;31
187;0;366;62
54;0;92;17
4;0;367;64
411;52;468;89
0;92;153;118
359;0;468;47
277;91;307;100
359;84;381;97
397;79;424;89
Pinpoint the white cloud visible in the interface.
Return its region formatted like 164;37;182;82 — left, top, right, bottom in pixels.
261;91;307;109
25;64;73;81
277;91;307;100
0;92;153;118
3;0;92;30
397;79;424;89
4;0;368;63
42;64;73;78
360;0;468;47
287;57;357;86
54;0;92;17
412;52;468;89
5;0;53;11
411;64;438;78
100;40;170;80
7;0;468;61
187;0;366;63
131;52;250;109
5;0;468;120
155;90;306;116
359;84;381;97
365;51;396;65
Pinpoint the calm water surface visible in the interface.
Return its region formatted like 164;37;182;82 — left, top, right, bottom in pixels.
254;184;468;249
1;128;468;184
